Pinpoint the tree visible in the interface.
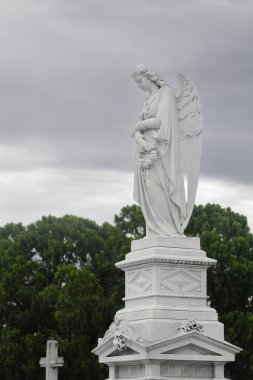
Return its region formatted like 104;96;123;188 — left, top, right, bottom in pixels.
114;204;145;238
0;215;129;380
0;204;252;379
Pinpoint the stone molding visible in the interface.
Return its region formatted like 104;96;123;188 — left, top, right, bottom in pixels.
123;293;209;301
131;236;200;251
98;317;144;349
159;267;202;294
127;268;152;296
116;256;216;269
93;329;241;364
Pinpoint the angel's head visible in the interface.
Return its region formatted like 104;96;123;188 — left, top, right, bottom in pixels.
132;64;167;92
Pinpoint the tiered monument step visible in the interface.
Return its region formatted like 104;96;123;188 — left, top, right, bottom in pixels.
92;237;241;380
116;236;218;342
130;236;201;251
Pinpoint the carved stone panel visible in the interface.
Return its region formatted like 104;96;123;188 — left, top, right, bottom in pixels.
160;268;202;295
160;363;213;378
127;269;152;296
117;364;145;378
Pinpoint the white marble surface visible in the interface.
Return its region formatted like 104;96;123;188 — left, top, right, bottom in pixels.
92;63;241;377
40;341;64;380
93;237;241;380
131;235;200;251
131;64;202;237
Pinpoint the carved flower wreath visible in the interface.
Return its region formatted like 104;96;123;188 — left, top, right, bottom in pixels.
136;144;157;169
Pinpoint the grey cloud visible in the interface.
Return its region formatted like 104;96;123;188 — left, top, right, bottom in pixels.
0;0;252;186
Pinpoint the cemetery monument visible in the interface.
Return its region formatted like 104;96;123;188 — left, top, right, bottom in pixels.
92;64;241;380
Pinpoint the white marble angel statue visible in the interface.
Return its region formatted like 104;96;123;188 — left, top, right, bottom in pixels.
131;64;203;236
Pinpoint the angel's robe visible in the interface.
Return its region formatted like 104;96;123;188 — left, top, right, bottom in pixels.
133;86;186;236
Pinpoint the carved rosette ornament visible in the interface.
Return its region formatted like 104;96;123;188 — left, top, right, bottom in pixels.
98;316;144;351
178;319;204;335
113;332;127;352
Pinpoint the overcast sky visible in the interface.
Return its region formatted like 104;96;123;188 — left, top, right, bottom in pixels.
0;0;253;230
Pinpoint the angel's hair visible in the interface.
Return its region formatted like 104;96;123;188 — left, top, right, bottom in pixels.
132;64;167;88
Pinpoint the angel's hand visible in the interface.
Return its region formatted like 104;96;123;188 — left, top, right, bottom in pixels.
143;111;152;120
134;130;144;143
149;149;157;158
137;138;149;152
135;121;146;132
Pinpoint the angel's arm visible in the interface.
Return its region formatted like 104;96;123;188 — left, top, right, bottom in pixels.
130;117;160;137
135;117;161;132
132;130;150;152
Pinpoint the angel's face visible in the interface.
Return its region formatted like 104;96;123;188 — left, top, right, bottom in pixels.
134;74;151;92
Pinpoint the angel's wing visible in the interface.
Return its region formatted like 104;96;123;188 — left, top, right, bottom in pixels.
177;73;203;230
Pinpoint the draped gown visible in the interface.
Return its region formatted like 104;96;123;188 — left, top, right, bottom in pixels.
133;86;186;236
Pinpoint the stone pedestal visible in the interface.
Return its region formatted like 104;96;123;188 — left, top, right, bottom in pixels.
92;237;241;380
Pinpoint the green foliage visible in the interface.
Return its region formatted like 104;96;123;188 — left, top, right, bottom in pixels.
187;204;253;379
0;215;129;380
114;204;145;238
0;204;252;379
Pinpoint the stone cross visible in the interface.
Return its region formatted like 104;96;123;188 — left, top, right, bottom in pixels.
40;340;64;380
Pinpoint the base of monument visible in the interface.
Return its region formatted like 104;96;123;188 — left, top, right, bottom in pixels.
105;375;231;379
93;330;240;380
105;378;230;380
131;235;200;251
92;237;241;380
105;357;231;380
